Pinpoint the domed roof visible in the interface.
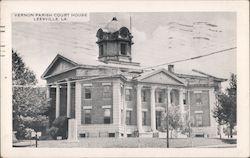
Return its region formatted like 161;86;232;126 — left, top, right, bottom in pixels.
103;17;122;33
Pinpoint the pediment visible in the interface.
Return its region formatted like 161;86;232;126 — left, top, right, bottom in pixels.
138;69;184;85
42;54;78;78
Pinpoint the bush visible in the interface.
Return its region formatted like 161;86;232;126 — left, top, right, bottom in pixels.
44;116;69;140
48;127;59;139
52;116;68;128
39;135;53;140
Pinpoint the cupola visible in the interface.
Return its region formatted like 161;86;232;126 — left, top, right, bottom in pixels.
96;17;139;66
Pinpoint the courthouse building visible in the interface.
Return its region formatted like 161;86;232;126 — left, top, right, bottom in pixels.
42;17;226;138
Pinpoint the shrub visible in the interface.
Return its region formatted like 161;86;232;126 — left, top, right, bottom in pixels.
48;127;59;139
47;116;69;139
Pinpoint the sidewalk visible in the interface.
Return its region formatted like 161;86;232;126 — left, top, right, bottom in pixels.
196;144;237;148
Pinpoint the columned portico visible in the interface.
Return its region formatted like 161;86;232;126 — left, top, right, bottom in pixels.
150;86;157;132
56;83;60;118
136;84;143;133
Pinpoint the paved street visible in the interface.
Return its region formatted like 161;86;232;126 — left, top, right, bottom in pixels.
13;138;237;148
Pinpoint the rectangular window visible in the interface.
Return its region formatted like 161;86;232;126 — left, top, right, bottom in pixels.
85;87;91;99
126;111;132;125
142;90;147;102
104;108;111;124
195;93;202;105
195;114;203;127
125;89;132;101
99;44;104;56
120;43;126;55
183;93;186;105
103;85;112;98
142;111;147;125
156;90;164;103
84;109;91;124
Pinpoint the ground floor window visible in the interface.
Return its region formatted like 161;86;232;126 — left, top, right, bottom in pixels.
104;108;111;124
195;114;203;127
126;111;132;125
84;109;91;124
142;111;147;125
156;111;162;130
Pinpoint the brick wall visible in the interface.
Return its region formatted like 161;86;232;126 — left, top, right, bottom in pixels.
81;79;114;125
141;89;151;126
190;90;210;127
125;85;137;125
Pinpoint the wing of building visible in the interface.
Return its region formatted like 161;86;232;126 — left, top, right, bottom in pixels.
42;17;227;139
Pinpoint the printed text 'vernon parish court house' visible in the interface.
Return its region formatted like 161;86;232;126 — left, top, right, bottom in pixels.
42;17;226;139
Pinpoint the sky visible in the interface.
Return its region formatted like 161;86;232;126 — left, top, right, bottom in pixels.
12;12;236;86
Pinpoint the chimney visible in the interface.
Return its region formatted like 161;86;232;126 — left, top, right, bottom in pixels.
168;65;174;73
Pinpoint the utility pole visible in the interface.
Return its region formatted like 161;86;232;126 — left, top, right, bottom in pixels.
166;88;169;148
35;132;38;148
166;105;169;148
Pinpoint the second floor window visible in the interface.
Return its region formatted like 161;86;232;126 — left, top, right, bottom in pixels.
125;89;132;101
156;91;164;103
142;90;147;102
103;85;112;98
85;87;91;99
195;93;202;105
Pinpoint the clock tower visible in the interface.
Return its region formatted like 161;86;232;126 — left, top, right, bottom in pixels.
96;17;139;66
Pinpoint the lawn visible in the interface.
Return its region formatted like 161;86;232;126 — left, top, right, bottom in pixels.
14;138;237;148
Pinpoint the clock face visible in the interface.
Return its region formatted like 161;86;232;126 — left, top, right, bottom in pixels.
120;28;128;38
99;33;103;39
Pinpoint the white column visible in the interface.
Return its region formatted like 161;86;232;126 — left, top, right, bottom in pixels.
150;86;157;132
136;84;143;133
68;119;78;142
209;88;217;127
112;81;121;126
167;88;172;107
46;85;50;100
122;85;127;137
67;80;71;118
75;82;82;128
56;83;60;118
179;89;185;123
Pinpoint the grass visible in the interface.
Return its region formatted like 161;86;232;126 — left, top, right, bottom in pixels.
14;137;237;148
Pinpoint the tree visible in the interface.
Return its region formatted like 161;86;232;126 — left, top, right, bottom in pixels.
161;105;183;138
12;49;49;139
213;74;237;138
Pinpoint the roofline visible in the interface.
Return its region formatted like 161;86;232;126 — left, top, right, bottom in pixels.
192;69;227;81
42;66;79;79
136;68;185;85
41;54;78;79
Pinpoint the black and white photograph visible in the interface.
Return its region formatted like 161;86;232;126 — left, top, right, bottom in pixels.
1;1;249;157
